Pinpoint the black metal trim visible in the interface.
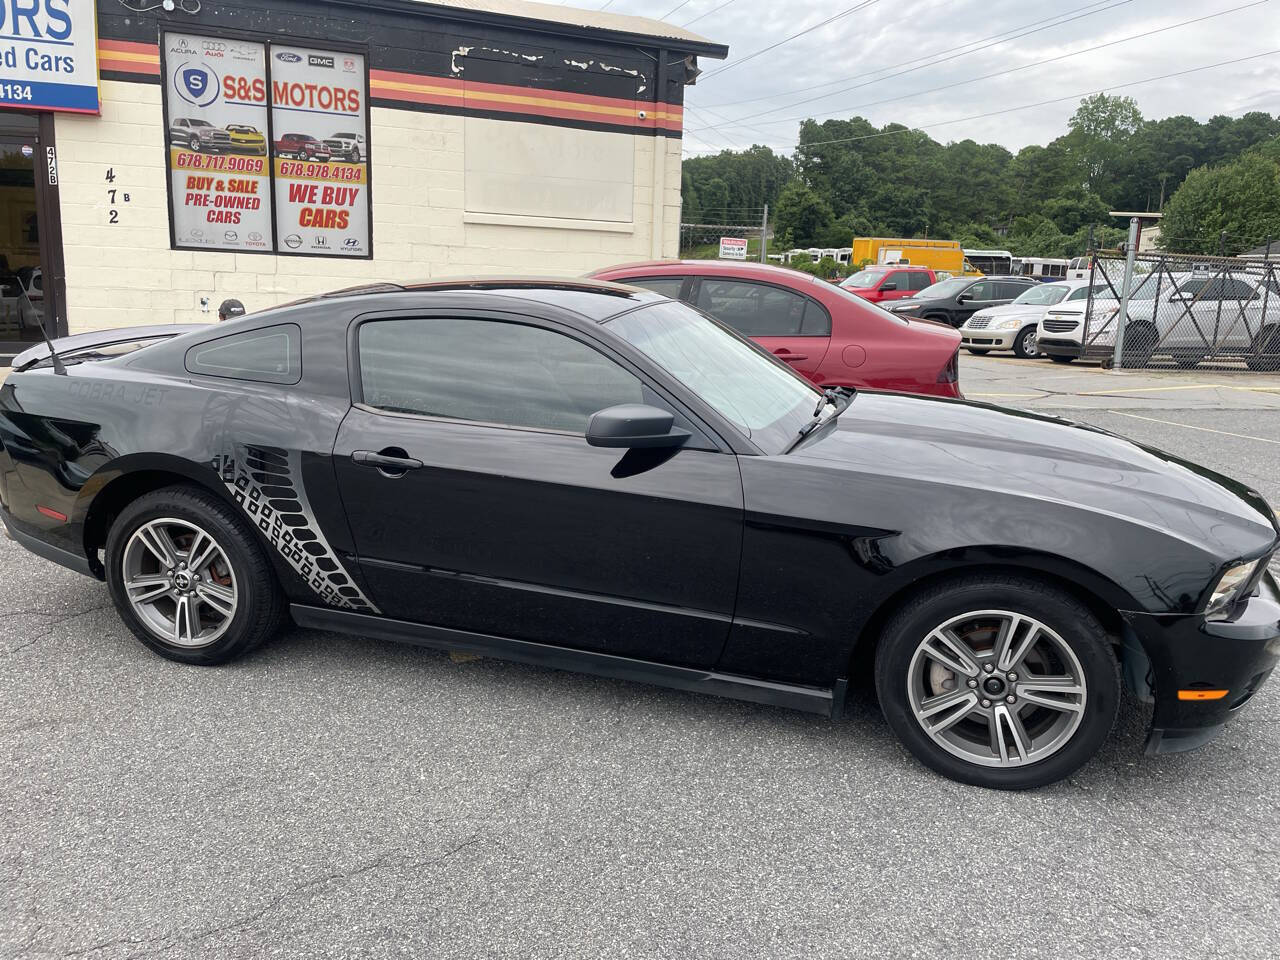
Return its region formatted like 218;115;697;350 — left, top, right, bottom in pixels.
290;603;835;716
0;508;97;580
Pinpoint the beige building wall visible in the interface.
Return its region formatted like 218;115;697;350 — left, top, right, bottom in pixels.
54;80;682;333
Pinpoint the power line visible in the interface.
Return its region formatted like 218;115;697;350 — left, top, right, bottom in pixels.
697;0;1119;110
682;0;737;28
660;0;695;19
698;0;885;81
791;49;1280;150
691;0;1264;133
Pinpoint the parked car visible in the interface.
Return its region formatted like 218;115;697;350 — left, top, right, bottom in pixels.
225;124;268;156
960;279;1092;359
168;118;232;154
273;133;332;161
3;279;1277;790
324;131;366;163
1037;271;1280;369
885;276;1038;327
589;260;963;398
839;265;937;303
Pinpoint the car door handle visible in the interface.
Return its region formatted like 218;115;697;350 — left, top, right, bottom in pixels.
774;350;808;362
352;449;423;475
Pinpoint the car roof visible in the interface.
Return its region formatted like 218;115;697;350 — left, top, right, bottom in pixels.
269;277;667;323
591;258;835;288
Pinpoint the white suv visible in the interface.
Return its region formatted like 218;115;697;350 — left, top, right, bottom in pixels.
1037;270;1280;369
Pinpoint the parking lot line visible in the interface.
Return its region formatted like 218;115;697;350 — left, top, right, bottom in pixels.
1079;384;1218;395
1109;411;1280;445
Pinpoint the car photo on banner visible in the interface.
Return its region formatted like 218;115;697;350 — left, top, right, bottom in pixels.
161;33;273;254
270;47;371;258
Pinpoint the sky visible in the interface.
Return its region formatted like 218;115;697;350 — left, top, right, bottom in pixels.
568;0;1280;158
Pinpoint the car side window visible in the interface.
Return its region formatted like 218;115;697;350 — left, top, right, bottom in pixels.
623;277;685;300
997;281;1030;299
965;281;992;301
185;324;301;384
694;279;812;337
884;271;909;291
908;271;931;291
358;317;645;433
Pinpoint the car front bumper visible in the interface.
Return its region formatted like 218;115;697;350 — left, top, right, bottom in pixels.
1123;570;1280;754
1036;337;1083;358
961;329;1019;349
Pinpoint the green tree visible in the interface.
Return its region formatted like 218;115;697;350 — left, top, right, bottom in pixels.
1061;94;1143;193
773;180;834;247
1159;151;1280;255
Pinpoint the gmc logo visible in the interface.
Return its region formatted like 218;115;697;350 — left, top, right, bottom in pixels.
308;55;335;69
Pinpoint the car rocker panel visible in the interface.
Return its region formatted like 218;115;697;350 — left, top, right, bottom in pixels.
0;282;1275;790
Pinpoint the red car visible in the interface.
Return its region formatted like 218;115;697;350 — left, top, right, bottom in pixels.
590;260;962;398
273;133;331;161
839;265;937;303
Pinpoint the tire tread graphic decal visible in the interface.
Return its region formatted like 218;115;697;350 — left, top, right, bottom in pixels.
211;445;379;613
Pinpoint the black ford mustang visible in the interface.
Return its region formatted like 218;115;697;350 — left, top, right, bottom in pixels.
1;280;1277;789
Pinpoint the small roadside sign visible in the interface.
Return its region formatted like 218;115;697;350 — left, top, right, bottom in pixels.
719;237;748;260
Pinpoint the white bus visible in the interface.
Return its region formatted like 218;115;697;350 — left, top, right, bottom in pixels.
1018;257;1069;281
963;248;1015;275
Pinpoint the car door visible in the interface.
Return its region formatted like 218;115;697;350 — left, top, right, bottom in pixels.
877;271;914;302
954;279;996;324
331;310;744;668
691;277;831;383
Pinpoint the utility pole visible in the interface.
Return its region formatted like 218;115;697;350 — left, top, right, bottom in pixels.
1086;224;1095;254
759;203;769;264
1112;217;1139;372
1217;230;1228;257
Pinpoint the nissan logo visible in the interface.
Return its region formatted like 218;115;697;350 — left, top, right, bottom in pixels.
284;234;302;249
276;52;303;63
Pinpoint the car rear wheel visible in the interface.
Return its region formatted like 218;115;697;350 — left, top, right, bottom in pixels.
1247;325;1280;371
874;575;1119;789
1013;326;1040;359
965;348;990;355
105;486;285;665
1049;355;1075;364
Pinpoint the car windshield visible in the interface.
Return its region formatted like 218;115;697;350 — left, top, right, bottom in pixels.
191;120;214;128
606;300;819;455
843;269;888;287
1095;274;1162;301
916;278;971;299
1012;285;1068;306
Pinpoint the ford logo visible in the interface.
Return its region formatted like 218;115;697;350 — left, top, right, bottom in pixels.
276;52;303;63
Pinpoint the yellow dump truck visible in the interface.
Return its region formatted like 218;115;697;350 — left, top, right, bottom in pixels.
851;238;967;275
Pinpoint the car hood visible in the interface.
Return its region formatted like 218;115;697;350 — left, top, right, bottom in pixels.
968;304;1047;323
790;392;1279;561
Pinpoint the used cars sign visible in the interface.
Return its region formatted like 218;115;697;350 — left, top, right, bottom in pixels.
0;0;101;114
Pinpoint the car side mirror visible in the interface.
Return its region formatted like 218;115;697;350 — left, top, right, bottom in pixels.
880;282;897;291
586;404;690;449
957;293;972;303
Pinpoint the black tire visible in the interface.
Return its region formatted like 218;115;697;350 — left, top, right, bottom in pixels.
965;348;990;356
1118;322;1158;368
1013;326;1040;359
105;485;285;666
190;136;201;153
1173;354;1205;369
874;575;1120;790
1247;325;1280;372
1050;355;1075;364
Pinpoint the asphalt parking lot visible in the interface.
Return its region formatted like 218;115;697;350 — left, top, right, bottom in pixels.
3;357;1280;959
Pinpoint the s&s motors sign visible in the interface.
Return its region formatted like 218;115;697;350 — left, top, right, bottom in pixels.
0;0;100;114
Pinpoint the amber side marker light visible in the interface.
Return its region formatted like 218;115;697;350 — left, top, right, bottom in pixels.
1177;689;1230;701
36;505;68;523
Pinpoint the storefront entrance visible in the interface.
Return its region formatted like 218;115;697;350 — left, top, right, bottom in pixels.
0;114;64;365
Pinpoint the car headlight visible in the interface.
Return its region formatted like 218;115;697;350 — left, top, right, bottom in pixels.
995;318;1021;330
1206;559;1262;619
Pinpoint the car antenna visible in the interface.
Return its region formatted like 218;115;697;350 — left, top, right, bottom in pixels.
36;319;67;375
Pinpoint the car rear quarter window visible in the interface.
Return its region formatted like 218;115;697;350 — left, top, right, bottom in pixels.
358;317;644;433
694;279;822;337
185;324;301;385
621;277;685;300
907;271;931;291
996;281;1032;299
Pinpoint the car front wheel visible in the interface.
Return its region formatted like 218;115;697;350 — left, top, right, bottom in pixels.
875;575;1119;789
1013;326;1040;358
105;486;285;665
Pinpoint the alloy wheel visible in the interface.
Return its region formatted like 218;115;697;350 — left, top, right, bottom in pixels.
1020;329;1039;357
906;610;1087;768
121;518;239;648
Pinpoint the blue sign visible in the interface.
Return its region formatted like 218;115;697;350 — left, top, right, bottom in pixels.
177;64;219;106
0;0;100;114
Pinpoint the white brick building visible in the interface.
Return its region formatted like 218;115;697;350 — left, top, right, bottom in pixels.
0;0;724;358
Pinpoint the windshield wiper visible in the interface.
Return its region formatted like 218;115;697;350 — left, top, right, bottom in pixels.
786;387;856;454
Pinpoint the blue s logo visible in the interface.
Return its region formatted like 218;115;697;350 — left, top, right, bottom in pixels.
176;64;219;107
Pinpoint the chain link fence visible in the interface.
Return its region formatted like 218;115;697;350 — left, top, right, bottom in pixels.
1066;254;1280;371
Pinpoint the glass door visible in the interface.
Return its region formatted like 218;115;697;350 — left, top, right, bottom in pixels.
0;113;50;361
